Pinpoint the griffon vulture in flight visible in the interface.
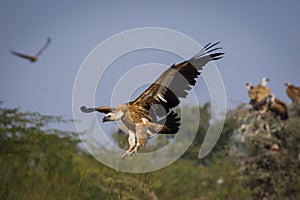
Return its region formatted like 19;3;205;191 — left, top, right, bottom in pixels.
285;82;300;104
81;42;224;159
11;37;51;63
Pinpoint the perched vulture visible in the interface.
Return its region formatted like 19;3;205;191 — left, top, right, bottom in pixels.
246;82;256;101
246;77;270;111
255;77;271;103
81;42;224;158
285;82;300;104
11;37;51;63
268;94;288;120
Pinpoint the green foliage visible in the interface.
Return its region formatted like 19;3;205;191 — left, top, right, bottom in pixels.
231;105;300;200
180;103;210;160
0;103;299;199
0;107;81;200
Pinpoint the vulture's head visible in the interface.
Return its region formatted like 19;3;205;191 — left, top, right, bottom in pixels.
261;77;270;86
269;94;276;102
285;82;291;87
246;82;253;90
102;111;124;122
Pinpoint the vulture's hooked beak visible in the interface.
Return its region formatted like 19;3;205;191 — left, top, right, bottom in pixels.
102;114;113;122
102;116;108;123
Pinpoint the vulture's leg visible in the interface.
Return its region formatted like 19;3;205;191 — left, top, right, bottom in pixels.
130;124;147;155
122;130;136;159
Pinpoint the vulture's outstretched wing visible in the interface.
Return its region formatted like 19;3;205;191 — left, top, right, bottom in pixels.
131;42;224;116
11;50;35;61
80;105;113;114
35;37;51;57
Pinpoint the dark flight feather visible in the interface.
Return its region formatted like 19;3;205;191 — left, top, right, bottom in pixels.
132;42;224;117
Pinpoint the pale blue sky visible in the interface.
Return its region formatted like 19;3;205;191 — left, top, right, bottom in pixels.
1;1;299;131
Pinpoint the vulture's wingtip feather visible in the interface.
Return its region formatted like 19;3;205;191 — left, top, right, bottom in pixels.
80;106;95;113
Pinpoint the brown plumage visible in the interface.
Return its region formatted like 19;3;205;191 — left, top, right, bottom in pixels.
246;77;270;111
11;37;51;63
268;94;288;120
246;82;259;108
81;42;224;159
255;77;271;103
285;82;300;104
246;82;256;101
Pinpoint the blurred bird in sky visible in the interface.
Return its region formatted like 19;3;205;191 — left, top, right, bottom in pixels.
11;37;51;63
